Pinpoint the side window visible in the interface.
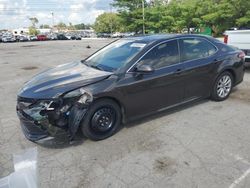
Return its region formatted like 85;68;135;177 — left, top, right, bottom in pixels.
179;38;217;62
137;40;179;69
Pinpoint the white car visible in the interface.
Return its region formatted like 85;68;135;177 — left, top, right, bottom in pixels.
2;35;16;42
224;29;250;63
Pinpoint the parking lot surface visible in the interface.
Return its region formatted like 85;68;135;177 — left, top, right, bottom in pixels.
0;40;250;188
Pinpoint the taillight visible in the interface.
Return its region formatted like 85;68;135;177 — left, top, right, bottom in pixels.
224;35;228;44
238;51;245;59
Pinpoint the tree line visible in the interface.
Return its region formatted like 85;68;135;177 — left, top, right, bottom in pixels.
27;17;93;35
94;0;250;36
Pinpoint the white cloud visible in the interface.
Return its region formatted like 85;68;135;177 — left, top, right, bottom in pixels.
0;0;112;29
0;4;5;9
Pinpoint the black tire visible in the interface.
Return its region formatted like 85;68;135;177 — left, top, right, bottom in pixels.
81;99;122;141
211;71;234;101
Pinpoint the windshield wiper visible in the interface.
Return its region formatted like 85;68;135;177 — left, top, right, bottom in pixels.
90;65;104;71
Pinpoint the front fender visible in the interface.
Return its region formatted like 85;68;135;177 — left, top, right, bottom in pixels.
68;104;88;140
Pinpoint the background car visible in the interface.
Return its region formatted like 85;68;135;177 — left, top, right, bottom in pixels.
224;29;250;64
16;35;29;42
57;34;69;40
47;33;58;40
28;35;38;41
2;34;16;42
75;34;82;40
37;35;47;41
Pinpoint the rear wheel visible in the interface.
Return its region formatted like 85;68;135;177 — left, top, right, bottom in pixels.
211;71;233;101
81;99;122;141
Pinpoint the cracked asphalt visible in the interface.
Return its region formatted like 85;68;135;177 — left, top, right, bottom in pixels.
0;39;250;188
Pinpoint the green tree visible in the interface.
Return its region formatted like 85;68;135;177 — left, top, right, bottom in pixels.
68;22;76;30
74;23;86;30
39;24;50;29
29;17;39;27
85;24;93;29
94;13;122;33
236;11;250;27
56;22;67;30
110;0;250;36
113;0;148;33
29;27;40;35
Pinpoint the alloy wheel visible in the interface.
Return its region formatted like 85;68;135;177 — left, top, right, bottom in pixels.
216;75;232;98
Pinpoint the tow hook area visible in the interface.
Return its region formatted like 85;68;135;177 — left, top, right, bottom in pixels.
68;104;88;141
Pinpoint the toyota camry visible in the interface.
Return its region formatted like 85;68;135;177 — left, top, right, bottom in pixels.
16;34;245;142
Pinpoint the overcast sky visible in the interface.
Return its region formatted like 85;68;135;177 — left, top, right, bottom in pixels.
0;0;113;29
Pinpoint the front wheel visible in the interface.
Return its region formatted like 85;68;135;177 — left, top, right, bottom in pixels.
81;99;122;141
211;71;233;101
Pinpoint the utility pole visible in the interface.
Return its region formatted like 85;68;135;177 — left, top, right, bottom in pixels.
51;12;54;28
142;0;145;35
110;4;113;35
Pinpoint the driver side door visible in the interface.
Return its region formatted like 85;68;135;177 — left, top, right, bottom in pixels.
116;40;186;120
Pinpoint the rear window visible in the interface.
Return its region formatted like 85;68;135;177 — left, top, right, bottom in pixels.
217;43;236;52
179;38;217;62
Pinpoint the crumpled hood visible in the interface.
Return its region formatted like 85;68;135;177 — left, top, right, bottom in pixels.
18;61;112;99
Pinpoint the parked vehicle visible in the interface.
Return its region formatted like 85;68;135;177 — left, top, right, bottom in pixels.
28;35;38;41
123;32;135;38
37;35;47;41
57;34;69;40
224;29;250;63
17;34;245;142
17;35;29;42
65;34;73;40
75;35;82;40
2;35;16;42
47;33;58;40
111;32;123;38
97;33;111;38
64;34;81;40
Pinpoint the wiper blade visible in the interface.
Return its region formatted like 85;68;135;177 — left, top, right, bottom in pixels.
90;65;104;71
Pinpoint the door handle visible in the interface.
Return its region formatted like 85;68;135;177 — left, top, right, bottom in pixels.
213;59;221;64
175;69;183;75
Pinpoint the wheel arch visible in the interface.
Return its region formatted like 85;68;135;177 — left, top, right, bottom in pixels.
219;68;236;85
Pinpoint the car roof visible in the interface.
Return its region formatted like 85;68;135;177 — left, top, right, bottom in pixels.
126;34;213;43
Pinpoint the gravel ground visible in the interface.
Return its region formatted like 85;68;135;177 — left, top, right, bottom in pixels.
0;39;250;188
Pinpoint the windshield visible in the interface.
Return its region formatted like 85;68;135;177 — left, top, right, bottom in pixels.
83;39;147;72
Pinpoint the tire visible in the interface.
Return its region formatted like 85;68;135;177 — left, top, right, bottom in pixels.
211;71;233;101
81;99;122;141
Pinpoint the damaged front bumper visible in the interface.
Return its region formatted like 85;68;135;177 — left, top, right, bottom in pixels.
16;96;89;142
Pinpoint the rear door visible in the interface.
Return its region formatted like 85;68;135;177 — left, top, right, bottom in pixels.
178;37;218;100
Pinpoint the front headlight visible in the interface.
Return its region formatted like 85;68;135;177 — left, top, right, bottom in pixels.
63;88;86;98
63;88;93;104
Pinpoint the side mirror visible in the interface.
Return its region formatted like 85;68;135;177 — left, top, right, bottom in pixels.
135;64;154;73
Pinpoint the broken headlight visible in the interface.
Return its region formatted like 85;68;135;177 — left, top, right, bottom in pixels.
22;101;56;121
63;88;93;104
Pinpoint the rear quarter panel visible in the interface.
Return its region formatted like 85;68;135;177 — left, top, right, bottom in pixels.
216;50;245;85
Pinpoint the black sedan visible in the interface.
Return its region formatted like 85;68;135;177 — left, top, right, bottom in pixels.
16;34;245;142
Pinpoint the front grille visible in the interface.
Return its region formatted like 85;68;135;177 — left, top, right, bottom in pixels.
21;119;45;133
